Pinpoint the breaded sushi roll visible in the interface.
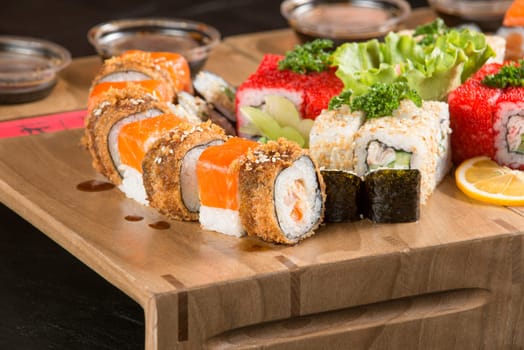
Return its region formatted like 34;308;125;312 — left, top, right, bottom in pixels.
309;105;364;170
142;122;227;221
196;137;259;237
92;50;191;101
239;139;325;245
84;84;173;185
352;99;452;203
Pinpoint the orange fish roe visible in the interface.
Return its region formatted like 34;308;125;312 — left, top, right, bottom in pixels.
118;113;185;172
88;80;170;112
197;137;259;210
122;50;193;94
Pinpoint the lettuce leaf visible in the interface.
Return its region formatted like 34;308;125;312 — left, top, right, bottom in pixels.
332;26;495;101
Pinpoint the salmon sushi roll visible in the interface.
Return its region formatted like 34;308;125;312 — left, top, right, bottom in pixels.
122;50;193;94
142;121;227;220
92;50;191;101
238;139;325;244
84;84;173;185
115;113;187;204
196;137;259;236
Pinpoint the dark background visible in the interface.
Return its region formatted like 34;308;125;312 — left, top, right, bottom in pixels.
0;1;428;349
1;0;428;57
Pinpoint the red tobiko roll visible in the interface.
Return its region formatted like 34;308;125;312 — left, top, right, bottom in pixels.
493;86;524;170
448;63;503;165
235;54;343;139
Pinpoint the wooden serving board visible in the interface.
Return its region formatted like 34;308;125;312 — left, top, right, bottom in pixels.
1;128;523;349
1;23;524;349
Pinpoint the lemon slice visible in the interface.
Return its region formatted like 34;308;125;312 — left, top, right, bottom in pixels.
455;156;524;206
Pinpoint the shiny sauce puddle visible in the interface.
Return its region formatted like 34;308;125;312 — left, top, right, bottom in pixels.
77;180;170;230
76;179;115;192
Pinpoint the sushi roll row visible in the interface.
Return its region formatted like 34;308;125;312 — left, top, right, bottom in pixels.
448;61;524;170
84;51;326;244
310;99;452;204
84;50;238;204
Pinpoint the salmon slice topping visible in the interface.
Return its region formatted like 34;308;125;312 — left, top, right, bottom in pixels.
122;50;193;94
88;80;170;112
118;113;185;172
197;137;258;210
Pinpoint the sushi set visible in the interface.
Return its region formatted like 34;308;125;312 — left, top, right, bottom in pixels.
83;18;523;247
1;13;524;349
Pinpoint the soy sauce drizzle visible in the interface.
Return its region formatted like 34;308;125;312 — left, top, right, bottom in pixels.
76;180;115;192
125;215;144;222
149;221;171;230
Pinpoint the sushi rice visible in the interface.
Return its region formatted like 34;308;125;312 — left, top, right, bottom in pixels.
309;105;365;170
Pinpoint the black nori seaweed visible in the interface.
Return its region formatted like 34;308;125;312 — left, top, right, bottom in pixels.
363;169;420;223
321;170;363;223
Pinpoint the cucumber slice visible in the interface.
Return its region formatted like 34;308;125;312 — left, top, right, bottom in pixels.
280;126;305;147
264;95;300;128
368;150;411;170
517;134;524;154
394;151;411;169
240;106;281;139
241;97;313;148
296;118;314;147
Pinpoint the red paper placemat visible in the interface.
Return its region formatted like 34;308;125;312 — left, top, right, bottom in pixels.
0;110;86;138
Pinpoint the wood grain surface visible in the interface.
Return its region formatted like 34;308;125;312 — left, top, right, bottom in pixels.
1;17;523;350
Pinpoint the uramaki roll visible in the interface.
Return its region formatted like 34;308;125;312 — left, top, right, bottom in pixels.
84;84;173;184
239;138;325;245
142;121;227;221
197;137;259;237
352;99;451;204
116;113;186;205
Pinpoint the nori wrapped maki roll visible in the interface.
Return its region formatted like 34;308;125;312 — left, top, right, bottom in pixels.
364;169;420;223
321;169;363;223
